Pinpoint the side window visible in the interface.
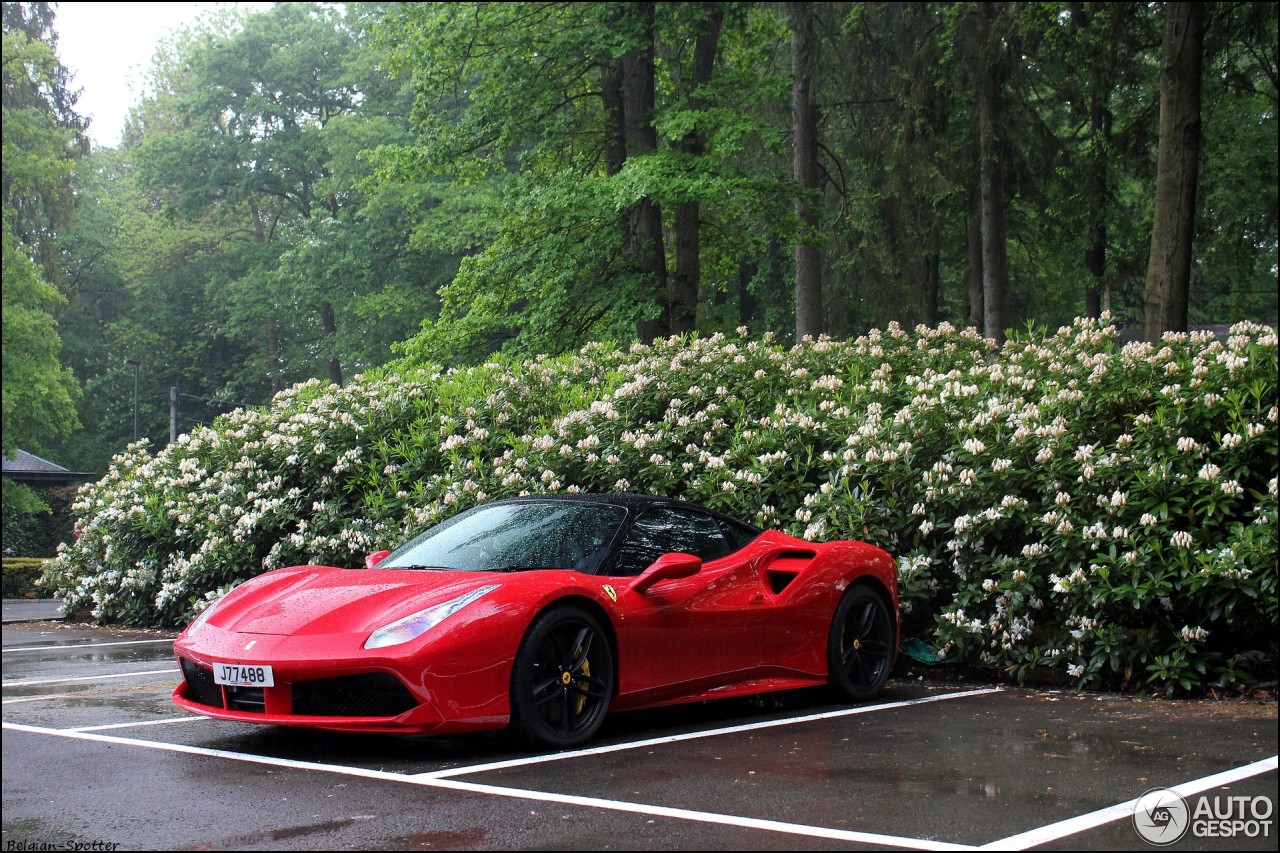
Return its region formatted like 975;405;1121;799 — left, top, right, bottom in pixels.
718;519;760;552
611;508;731;576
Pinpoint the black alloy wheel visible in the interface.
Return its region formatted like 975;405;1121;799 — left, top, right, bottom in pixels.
510;604;614;749
827;586;894;701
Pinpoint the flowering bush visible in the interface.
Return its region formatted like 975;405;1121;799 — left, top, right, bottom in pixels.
42;317;1277;695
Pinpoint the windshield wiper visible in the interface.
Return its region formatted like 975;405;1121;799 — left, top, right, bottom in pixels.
385;564;458;572
383;563;564;573
492;564;563;573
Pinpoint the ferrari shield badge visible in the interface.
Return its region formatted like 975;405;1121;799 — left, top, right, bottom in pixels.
602;584;617;603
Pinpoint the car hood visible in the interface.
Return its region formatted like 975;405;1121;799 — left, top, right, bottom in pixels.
204;567;501;636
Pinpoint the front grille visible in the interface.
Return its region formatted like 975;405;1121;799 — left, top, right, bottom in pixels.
226;686;266;712
292;673;417;717
180;658;222;708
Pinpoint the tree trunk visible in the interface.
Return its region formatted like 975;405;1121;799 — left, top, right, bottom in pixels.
737;260;759;328
978;2;1009;344
265;317;282;395
1083;159;1107;318
320;302;342;386
921;238;940;327
671;5;723;336
966;178;984;329
1083;82;1109;318
1144;2;1204;341
791;2;823;340
1074;2;1111;320
599;11;626;179
621;2;668;344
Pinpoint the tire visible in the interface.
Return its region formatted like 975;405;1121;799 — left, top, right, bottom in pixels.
827;585;894;702
510;604;614;749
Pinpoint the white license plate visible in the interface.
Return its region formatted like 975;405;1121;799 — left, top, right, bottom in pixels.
212;662;274;687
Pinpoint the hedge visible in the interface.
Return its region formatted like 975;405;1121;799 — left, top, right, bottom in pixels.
42;317;1277;695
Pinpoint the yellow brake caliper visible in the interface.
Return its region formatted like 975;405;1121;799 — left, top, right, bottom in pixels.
570;648;590;715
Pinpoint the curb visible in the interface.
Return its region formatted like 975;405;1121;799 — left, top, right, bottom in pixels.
1;598;67;624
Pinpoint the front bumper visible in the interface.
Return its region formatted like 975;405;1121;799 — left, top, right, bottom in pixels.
172;658;451;733
172;625;508;734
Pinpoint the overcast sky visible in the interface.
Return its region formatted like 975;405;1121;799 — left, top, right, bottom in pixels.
53;2;258;148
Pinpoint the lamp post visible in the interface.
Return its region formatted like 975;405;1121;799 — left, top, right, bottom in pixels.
124;358;140;442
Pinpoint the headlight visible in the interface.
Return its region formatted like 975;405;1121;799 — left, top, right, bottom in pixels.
364;584;499;650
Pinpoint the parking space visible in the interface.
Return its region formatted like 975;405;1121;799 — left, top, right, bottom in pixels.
3;620;1276;851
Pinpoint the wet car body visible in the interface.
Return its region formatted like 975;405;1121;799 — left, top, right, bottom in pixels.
172;493;898;748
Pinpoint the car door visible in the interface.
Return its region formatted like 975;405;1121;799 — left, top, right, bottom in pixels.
605;506;770;700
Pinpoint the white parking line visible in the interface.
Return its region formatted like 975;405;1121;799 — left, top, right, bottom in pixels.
0;719;979;851
2;668;177;688
980;755;1279;850
3;720;402;776
419;687;1003;779
3;694;78;705
2;638;176;653
428;775;981;851
5;688;1274;851
67;716;208;733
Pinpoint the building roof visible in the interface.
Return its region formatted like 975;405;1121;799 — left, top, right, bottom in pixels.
2;450;95;486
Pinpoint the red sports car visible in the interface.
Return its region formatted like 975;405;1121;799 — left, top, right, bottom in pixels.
172;493;899;748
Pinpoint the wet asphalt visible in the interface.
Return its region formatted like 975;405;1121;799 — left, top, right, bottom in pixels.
2;603;1276;851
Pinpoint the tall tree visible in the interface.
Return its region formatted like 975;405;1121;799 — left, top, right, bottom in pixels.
825;2;960;333
122;3;443;402
134;4;368;390
1144;2;1205;339
791;1;823;339
377;2;793;361
1076;3;1114;318
977;2;1010;344
670;3;724;335
1;1;85;460
622;1;669;343
1189;1;1276;325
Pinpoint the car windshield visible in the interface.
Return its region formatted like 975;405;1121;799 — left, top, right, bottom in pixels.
380;502;627;573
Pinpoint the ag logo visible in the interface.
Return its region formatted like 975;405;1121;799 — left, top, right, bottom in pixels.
602;584;617;603
1133;788;1190;845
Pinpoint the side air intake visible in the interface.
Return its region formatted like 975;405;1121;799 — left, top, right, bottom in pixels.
764;550;817;594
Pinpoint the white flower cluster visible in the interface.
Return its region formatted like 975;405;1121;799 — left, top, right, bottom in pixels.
44;316;1276;701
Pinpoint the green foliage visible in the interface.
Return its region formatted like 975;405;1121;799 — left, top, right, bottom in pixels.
2;225;80;454
2;480;78;553
1194;2;1279;325
3;557;49;597
2;2;85;455
37;4;456;474
2;479;46;515
373;1;800;360
43;318;1278;697
11;0;1279;513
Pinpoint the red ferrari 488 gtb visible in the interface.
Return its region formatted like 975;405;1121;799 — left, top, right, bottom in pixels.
172;493;898;749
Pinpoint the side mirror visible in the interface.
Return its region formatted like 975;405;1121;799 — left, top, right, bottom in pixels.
365;549;391;569
627;552;702;595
